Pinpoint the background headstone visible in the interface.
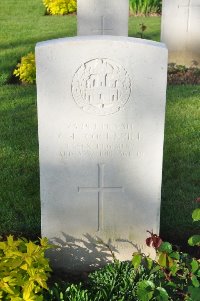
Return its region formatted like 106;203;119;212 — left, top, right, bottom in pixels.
161;0;200;66
36;36;168;272
77;0;129;36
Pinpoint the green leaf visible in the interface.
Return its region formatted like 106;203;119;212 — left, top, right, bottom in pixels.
169;251;180;260
166;281;177;288
23;281;35;300
26;242;37;255
158;242;172;254
188;286;200;301
137;280;155;301
10;297;23;301
150;265;161;274
0;242;6;250
167;255;175;269
155;287;169;301
191;259;199;273
132;253;142;269
192;208;200;222
158;253;167;267
188;235;200;246
146;257;153;270
7;235;14;247
191;275;200;288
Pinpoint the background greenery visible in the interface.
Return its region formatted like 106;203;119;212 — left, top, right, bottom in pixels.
129;0;161;15
0;0;199;252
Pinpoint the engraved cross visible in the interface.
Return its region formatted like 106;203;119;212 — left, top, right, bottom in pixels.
179;0;200;32
78;164;123;232
92;15;113;35
92;0;113;34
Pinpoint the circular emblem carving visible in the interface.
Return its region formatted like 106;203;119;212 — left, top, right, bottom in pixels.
71;58;131;115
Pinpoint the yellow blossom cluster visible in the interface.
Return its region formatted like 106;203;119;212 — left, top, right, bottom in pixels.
13;52;36;84
43;0;77;15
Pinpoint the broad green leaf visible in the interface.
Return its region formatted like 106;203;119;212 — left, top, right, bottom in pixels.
192;208;200;222
158;253;167;267
167;256;175;269
137;280;155;301
132;253;142;269
150;265;161;274
188;286;200;301
169;252;180;260
155;287;169;301
188;235;200;246
146;257;153;270
191;259;199;273
166;281;177;288
191;275;200;288
158;242;172;254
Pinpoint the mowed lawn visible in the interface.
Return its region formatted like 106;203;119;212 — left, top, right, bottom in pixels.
0;0;199;249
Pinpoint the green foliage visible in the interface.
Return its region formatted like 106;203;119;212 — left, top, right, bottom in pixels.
0;235;52;301
88;261;137;301
43;0;77;15
129;0;161;16
132;247;200;300
13;52;36;84
188;207;200;247
192;208;200;222
44;282;89;301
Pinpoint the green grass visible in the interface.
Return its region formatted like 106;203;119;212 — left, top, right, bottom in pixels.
0;1;199;250
161;86;200;247
0;85;39;238
0;0;77;85
129;16;160;41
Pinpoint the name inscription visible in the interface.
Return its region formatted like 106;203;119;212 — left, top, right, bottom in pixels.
60;123;142;159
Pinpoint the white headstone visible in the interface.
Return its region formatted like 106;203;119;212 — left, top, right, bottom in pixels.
161;0;200;66
36;36;168;272
77;0;129;36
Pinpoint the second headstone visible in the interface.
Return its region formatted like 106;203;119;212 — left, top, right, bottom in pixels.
77;0;129;36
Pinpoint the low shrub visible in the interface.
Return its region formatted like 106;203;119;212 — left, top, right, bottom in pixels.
44;206;200;300
43;0;77;16
13;52;36;84
168;63;200;85
0;235;52;301
1;209;199;300
44;282;89;301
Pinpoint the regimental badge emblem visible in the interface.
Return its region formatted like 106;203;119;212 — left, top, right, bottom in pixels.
71;58;131;115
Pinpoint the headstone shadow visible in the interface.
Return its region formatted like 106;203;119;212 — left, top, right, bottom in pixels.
48;232;119;273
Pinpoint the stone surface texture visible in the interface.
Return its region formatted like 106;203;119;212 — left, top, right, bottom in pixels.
161;0;200;66
36;36;168;272
77;0;129;36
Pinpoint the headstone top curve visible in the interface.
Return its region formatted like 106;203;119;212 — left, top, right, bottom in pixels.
36;36;167;50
